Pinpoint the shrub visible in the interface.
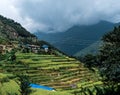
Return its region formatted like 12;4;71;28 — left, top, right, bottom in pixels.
16;74;32;95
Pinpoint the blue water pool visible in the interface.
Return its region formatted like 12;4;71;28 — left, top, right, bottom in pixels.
30;83;55;91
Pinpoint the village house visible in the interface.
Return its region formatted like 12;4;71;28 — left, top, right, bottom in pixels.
0;45;5;54
42;45;49;52
28;44;40;53
19;43;50;54
5;45;14;52
0;45;14;54
26;44;50;53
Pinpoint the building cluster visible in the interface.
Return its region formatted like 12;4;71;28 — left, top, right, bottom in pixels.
19;44;50;54
0;45;13;54
0;43;50;54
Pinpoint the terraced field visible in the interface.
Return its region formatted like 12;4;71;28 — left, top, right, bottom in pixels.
2;52;101;93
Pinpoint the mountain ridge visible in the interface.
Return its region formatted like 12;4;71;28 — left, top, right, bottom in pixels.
0;14;69;57
35;21;120;56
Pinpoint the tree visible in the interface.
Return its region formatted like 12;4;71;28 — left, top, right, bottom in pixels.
10;49;16;61
80;54;96;68
17;75;31;95
98;26;120;84
4;49;16;62
0;53;4;61
76;85;120;95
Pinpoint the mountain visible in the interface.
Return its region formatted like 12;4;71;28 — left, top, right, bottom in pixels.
0;15;35;44
35;21;119;56
0;15;57;48
74;41;102;57
0;15;35;37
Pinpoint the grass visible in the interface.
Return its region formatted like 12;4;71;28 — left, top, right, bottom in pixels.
0;76;71;95
0;73;72;95
0;80;20;95
1;52;101;94
31;89;72;95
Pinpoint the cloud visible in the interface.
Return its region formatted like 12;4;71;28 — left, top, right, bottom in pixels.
0;0;22;24
0;0;120;33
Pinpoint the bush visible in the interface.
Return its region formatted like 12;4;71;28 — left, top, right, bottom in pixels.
74;84;120;95
0;77;10;83
16;74;32;95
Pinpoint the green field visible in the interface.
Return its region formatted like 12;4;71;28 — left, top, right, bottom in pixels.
0;52;101;95
0;73;71;95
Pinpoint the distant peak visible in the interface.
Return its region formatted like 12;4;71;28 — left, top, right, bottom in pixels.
98;20;114;24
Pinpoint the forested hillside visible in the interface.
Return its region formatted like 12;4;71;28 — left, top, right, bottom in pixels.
0;15;36;45
0;15;58;50
0;15;35;37
74;41;102;57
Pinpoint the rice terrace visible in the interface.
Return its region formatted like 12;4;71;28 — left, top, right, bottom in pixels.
0;51;102;95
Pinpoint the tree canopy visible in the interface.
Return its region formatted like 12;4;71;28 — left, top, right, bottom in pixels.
97;26;120;83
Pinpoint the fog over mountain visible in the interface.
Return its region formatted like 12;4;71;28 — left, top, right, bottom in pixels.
0;0;120;33
35;21;119;55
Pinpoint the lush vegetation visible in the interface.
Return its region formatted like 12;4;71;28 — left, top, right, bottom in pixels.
17;74;32;95
0;73;72;95
74;41;102;57
0;49;101;95
77;26;120;94
98;26;120;84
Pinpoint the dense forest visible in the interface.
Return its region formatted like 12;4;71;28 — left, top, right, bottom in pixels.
79;26;120;84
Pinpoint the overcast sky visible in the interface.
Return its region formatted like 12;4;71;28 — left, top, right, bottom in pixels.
0;0;120;33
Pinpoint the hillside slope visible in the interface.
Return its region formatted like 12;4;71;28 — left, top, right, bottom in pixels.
1;53;100;93
74;41;103;57
0;15;61;54
0;15;35;38
35;21;119;55
0;15;36;44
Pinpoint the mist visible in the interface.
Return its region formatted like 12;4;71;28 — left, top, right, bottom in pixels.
0;0;120;33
